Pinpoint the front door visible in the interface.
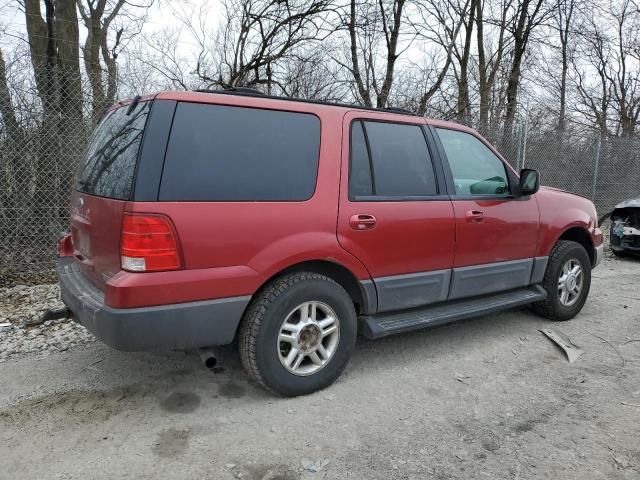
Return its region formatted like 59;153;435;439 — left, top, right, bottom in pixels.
337;113;455;313
432;126;540;300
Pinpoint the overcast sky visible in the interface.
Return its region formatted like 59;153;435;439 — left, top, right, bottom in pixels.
0;0;223;56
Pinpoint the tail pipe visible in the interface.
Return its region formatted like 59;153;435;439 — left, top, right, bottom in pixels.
198;348;218;370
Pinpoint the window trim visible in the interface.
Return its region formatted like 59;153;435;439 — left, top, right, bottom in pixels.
429;125;519;200
156;101;322;203
133;99;178;201
348;118;445;202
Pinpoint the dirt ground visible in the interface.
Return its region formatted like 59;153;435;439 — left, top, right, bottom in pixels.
1;254;639;480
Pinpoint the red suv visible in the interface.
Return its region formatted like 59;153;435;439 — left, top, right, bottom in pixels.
58;89;603;396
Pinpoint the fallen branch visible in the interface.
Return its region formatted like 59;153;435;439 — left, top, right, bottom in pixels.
578;329;626;367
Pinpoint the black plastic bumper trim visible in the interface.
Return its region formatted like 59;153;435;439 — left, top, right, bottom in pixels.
57;257;250;351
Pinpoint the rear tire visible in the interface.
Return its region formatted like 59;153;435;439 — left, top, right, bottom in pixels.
532;240;592;321
238;272;357;397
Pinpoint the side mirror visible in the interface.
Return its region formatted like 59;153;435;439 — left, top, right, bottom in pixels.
518;168;540;196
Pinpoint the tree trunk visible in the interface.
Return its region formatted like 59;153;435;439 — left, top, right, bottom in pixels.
349;0;373;107
0;50;20;142
504;47;524;130
504;0;544;130
477;0;505;132
376;0;405;108
457;0;477;123
55;0;82;219
0;49;29;241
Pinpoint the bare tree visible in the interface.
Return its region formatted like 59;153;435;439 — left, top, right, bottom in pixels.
23;0;82;120
574;20;612;135
555;0;576;132
276;51;348;101
452;0;478;122
0;49;20;143
76;0;153;123
573;1;640;136
195;0;333;92
125;26;194;92
343;0;416;108
476;0;511;130
503;0;548;130
412;0;471;116
609;0;640;136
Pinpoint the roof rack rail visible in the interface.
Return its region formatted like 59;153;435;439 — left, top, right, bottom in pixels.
191;89;417;116
194;87;265;96
383;106;413;114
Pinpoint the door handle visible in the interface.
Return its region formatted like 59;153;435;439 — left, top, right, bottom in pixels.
465;210;484;223
350;214;377;230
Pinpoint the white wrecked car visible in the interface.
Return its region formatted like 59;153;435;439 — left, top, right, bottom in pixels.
608;197;640;256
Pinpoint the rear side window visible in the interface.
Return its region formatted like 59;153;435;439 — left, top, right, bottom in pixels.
76;102;150;200
349;120;437;198
159;103;321;201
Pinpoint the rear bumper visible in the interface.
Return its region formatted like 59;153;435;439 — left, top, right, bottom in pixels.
57;257;250;351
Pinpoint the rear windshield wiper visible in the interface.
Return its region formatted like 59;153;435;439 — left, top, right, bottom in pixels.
126;95;141;116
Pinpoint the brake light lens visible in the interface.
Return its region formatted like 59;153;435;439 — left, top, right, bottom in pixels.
120;214;181;272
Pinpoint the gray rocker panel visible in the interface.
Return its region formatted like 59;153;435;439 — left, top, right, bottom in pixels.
448;258;534;300
374;269;451;313
449;258;533;300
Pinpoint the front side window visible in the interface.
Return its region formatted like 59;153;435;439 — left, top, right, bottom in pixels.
436;128;510;196
349;120;438;198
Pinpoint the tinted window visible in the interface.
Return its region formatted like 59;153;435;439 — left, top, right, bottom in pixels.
349;122;373;197
159;103;320;201
356;121;437;197
436;128;509;196
76;102;150;199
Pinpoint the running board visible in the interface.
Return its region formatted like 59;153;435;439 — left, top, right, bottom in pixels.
359;285;547;339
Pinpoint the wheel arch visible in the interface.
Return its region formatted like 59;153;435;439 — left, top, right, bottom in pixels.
557;226;595;265
250;259;377;317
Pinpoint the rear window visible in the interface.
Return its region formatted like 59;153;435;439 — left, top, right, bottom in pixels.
75;101;150;199
159;102;321;201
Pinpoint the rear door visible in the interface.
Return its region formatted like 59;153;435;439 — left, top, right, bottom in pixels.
431;126;539;300
337;112;455;313
71;101;151;288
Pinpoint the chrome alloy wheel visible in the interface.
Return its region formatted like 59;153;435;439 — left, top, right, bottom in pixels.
277;301;340;376
558;258;584;307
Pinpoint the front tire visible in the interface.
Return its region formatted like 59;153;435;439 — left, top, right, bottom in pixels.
238;272;357;397
532;240;592;321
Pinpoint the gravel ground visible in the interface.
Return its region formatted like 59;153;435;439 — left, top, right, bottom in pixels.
0;284;96;362
0;253;639;480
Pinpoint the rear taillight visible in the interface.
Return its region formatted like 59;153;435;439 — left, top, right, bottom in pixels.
120;214;181;272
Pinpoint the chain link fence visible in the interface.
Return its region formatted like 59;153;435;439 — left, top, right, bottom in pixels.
493;127;640;215
1;70;639;285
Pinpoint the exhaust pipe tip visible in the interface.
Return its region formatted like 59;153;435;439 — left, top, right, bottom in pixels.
198;348;218;370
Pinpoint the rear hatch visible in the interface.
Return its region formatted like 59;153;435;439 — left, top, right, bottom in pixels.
70;100;152;289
